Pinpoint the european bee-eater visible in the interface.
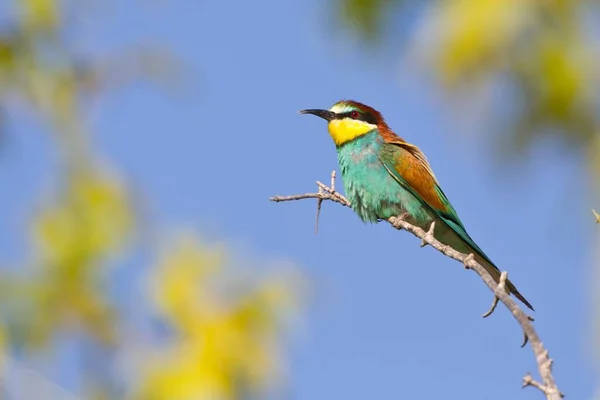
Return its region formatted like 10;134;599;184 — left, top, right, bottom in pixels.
299;100;533;310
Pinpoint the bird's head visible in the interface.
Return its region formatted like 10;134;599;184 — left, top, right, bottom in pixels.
299;100;387;147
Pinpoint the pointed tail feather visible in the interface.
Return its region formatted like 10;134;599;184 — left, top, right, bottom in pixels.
474;255;534;311
434;220;534;311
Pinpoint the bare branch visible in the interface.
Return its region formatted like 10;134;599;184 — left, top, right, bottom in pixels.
270;177;563;400
593;209;600;223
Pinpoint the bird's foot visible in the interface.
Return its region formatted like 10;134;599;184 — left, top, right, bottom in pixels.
398;212;410;221
387;212;410;229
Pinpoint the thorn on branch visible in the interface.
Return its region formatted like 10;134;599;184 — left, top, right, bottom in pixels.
482;271;507;318
520;314;536;348
420;221;436;248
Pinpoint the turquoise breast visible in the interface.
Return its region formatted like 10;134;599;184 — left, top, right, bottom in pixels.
336;131;430;223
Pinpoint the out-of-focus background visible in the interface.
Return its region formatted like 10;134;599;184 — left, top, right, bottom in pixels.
0;0;598;399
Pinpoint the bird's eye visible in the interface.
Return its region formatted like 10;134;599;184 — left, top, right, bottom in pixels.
350;111;359;119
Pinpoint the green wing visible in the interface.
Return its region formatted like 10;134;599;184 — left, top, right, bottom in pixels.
378;142;496;267
378;142;534;310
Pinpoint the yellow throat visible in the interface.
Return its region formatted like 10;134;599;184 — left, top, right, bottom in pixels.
327;119;377;146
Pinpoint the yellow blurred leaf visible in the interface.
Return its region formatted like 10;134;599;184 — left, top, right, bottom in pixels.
151;234;224;332
20;0;60;31
428;0;536;85
140;234;302;400
33;170;133;266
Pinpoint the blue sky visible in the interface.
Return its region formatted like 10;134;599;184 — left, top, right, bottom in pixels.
1;0;597;398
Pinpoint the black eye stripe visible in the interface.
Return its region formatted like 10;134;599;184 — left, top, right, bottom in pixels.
341;111;358;119
338;111;378;125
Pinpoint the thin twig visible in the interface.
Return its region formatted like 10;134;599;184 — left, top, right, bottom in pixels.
330;170;336;191
315;197;323;234
270;177;563;400
315;170;339;234
592;209;600;223
315;185;324;234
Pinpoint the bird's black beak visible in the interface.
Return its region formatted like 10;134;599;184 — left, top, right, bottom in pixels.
298;109;336;121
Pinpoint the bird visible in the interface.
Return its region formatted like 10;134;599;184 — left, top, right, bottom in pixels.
299;99;533;310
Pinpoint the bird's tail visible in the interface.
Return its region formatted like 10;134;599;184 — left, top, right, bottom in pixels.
474;254;534;311
434;221;534;311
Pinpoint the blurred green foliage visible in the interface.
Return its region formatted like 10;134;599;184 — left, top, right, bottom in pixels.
336;0;600;182
0;1;302;398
